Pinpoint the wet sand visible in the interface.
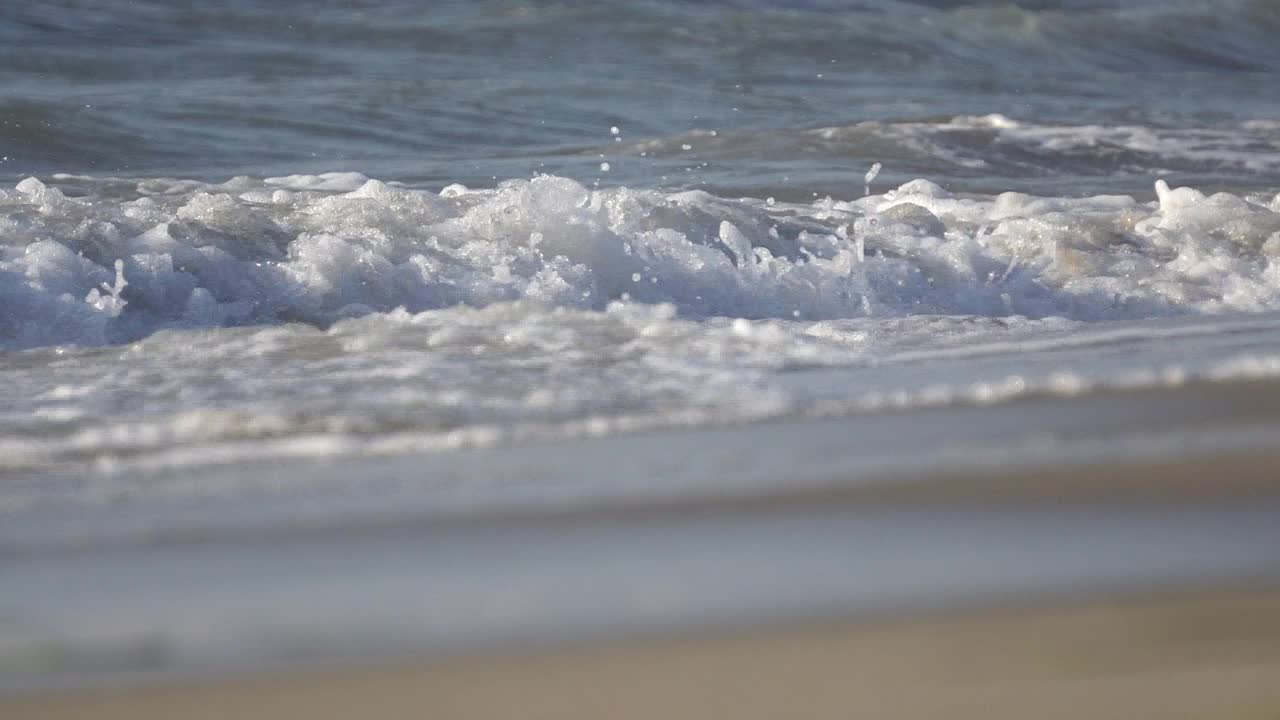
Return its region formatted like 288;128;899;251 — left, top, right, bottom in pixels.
9;584;1280;720
7;377;1280;718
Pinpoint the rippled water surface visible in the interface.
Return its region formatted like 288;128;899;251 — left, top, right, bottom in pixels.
4;0;1280;194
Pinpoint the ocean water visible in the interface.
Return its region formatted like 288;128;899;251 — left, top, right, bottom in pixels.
4;0;1280;482
4;0;1280;685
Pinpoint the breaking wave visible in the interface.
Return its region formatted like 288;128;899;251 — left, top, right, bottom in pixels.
3;171;1280;350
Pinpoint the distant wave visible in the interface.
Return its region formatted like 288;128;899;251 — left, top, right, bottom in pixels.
3;0;1279;182
611;115;1280;189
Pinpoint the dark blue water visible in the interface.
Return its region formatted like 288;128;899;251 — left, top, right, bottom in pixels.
3;0;1279;197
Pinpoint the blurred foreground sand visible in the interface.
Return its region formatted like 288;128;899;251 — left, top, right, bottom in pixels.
9;584;1280;720
9;378;1280;719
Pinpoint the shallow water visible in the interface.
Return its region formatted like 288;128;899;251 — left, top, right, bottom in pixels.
9;497;1280;687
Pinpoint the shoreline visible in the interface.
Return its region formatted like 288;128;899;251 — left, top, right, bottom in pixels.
9;583;1280;720
6;376;1280;716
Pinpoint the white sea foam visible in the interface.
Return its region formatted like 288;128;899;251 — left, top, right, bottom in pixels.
4;173;1280;481
4;172;1280;350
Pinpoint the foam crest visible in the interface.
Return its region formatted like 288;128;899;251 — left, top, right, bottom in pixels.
809;115;1280;180
3;173;1280;350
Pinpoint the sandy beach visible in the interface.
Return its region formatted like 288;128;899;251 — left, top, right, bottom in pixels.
6;376;1280;719
9;584;1280;720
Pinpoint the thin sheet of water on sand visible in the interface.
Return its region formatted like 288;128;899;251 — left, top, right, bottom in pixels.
5;374;1280;692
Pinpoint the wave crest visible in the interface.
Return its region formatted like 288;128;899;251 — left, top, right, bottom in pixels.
2;172;1280;350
